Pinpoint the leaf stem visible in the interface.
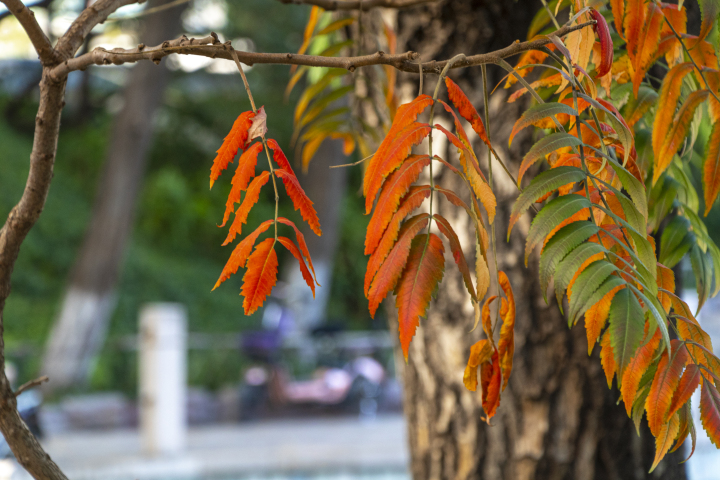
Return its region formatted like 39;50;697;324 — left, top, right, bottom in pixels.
232;49;281;239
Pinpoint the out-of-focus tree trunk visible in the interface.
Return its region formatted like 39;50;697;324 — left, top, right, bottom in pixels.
392;1;687;479
41;0;185;393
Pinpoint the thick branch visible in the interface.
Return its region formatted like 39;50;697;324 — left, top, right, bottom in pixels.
55;0;141;59
0;70;69;480
0;0;59;65
49;20;594;80
277;0;436;10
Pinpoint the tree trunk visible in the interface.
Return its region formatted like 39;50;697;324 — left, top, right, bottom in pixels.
394;2;687;479
41;1;184;393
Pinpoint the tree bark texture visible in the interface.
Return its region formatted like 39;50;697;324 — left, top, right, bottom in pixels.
394;2;688;479
41;0;185;393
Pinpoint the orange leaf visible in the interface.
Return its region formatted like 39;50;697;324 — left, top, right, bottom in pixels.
395;233;445;359
646;340;688;436
445;77;490;146
700;380;720;448
497;271;515;391
655;90;710;184
652;63;694;163
223;171;270;246
213;220;274;290
464;339;492;391
365;187;431;295
503;50;549;88
275;168;322;236
367;214;429;317
507;72;563;103
656;263;675;313
668;364;701;421
632;3;663;98
660;3;687;68
290;5;321;75
610;0;625;39
585;285;624;355
365;155;430;255
590;8;613;77
221;142;263;227
363;95;433;211
601;329;617;387
210;111;256;188
481;351;502;421
624;0;646;64
241;238;279;315
621;329;662;416
687;41;720;121
480;295;498;346
266;139;295;177
277;236;315;297
650;412;680;473
277;216;318;284
433;214;476;301
704;121;720;216
685;0;719;50
363;122;432;213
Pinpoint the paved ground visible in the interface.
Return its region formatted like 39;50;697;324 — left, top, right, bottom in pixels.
15;415;409;480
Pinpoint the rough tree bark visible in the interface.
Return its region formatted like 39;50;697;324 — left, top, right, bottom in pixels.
41;0;185;392
394;2;688;479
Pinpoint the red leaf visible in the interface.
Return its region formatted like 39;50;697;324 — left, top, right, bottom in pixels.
367;214;430;317
395;233;445;359
668;364;701;421
365;187;431;295
433;213;476;301
365;155;430;255
266;139;295;177
700;380;720;448
481;350;502;421
646;340;689;436
277;236;315;297
363;122;432;214
363;95;433;212
275;168;322;236
444;77;491;146
241;237;279;315
497;271;515;391
277;216;318;284
221;142;263;226
590;8;613;77
223;171;270;246
213;220;274;290
210;111;257;188
621;329;661;416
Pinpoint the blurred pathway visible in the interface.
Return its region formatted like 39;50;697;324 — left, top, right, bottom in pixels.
16;415;409;480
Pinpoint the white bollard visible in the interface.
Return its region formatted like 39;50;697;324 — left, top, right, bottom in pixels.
139;303;187;457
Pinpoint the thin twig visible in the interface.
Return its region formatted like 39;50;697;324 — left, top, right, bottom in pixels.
329;153;373;168
14;376;49;397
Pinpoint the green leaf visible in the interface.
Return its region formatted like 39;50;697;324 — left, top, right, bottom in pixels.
633;366;657;434
579;93;634;164
554;242;607;311
509;166;588;239
510;103;578;146
527;0;569;38
617;194;647;238
298;87;354;129
605;155;648;221
610;288;646;377
690;244;712;314
525;194;591;265
660;216;692;267
539;221;599;303
669;160;700;213
628;284;671;356
523;133;583;165
568;262;622;325
315;17;355;36
649;177;679;232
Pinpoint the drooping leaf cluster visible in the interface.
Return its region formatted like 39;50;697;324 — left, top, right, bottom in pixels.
209;106;321;315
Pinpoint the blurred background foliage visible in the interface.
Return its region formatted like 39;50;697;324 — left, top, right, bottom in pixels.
0;0;372;396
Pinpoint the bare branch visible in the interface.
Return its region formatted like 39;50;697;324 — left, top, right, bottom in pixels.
49;20;594;80
0;0;60;65
55;0;142;59
14;376;48;397
277;0;437;10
